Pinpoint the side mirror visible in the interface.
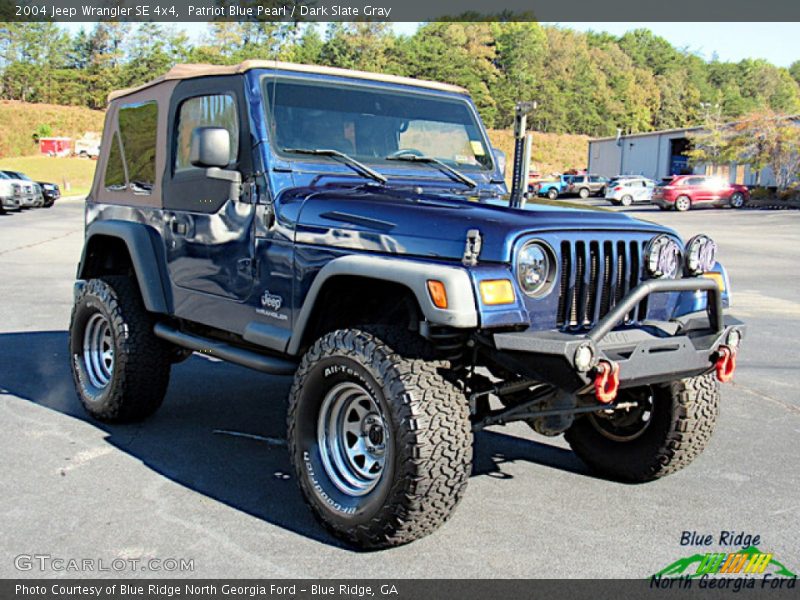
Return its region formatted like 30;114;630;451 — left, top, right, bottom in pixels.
189;127;242;200
493;147;507;178
190;127;230;168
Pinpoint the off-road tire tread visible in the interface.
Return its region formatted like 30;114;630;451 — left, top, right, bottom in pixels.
287;328;472;549
565;374;720;482
70;276;171;422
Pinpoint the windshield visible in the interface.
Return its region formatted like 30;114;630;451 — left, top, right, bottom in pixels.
264;77;493;172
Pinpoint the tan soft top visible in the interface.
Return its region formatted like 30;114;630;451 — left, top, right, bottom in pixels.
108;60;468;102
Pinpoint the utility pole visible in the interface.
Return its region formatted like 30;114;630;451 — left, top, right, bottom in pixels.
510;101;537;209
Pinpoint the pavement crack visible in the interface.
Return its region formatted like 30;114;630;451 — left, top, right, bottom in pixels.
734;382;800;415
0;228;81;257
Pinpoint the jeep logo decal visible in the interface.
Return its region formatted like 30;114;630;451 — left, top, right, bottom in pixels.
261;291;283;311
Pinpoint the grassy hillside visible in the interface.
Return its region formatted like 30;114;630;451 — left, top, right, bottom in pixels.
0;101;105;159
0;156;96;197
487;129;590;182
0;102;588;196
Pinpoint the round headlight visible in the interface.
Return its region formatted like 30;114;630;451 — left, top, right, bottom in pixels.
517;241;554;297
645;234;682;279
685;234;717;275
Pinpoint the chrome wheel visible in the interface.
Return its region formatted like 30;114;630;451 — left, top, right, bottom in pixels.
730;192;744;208
317;382;389;497
82;313;114;389
589;389;654;442
675;196;691;212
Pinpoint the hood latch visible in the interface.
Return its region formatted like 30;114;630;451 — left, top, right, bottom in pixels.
462;229;482;267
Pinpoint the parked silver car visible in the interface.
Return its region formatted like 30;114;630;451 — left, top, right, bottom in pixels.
606;176;657;206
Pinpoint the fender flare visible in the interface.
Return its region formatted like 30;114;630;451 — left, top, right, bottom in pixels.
286;254;478;356
77;220;171;314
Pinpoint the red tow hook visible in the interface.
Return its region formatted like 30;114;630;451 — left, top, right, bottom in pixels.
715;345;736;383
594;361;620;404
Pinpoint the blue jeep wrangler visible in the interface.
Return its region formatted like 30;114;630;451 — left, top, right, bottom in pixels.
69;61;743;549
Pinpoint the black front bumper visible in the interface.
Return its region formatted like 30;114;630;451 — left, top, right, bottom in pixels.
489;278;744;392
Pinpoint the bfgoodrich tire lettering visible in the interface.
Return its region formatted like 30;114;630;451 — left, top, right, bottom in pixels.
565;374;720;482
69;276;171;422
287;328;472;548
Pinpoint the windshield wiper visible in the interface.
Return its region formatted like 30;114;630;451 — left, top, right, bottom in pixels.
283;148;387;185
386;152;477;189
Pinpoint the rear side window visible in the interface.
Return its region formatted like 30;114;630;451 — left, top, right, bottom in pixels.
174;94;238;172
104;133;126;190
104;101;158;194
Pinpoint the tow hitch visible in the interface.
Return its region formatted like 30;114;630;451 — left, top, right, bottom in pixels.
594;361;620;403
715;345;736;383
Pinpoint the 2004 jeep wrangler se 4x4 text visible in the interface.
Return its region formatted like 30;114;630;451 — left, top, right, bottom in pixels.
69;61;744;549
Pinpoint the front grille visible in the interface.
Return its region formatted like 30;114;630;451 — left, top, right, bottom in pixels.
557;239;648;329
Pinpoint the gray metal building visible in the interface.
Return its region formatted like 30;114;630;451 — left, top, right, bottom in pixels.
587;124;794;186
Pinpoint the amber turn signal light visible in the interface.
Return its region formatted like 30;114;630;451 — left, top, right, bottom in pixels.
479;279;516;305
427;280;448;309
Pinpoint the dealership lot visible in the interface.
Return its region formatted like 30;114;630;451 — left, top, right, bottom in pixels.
1;198;798;578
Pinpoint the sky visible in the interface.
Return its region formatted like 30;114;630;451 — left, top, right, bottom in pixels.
61;22;799;68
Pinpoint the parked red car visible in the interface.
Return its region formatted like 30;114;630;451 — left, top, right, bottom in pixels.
652;175;749;212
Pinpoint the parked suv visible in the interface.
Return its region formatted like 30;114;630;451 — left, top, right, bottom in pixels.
0;171;22;212
0;170;39;207
652;175;749;211
69;62;743;549
606;176;656;206
568;174;608;198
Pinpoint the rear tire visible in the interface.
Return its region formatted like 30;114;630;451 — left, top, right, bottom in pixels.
547;188;558;200
579;187;590;199
69;276;172;422
620;194;633;207
675;195;692;212
565;374;720;482
288;328;472;549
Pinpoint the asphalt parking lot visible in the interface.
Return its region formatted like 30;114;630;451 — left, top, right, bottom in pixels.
1;197;798;579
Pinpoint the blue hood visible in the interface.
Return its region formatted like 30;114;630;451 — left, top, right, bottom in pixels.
286;184;673;263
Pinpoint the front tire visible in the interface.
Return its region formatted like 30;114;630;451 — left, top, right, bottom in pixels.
69;276;172;422
730;192;745;208
578;187;590;199
288;329;472;549
565;374;720;482
547;188;558;200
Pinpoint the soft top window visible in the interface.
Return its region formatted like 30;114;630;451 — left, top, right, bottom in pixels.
104;100;158;194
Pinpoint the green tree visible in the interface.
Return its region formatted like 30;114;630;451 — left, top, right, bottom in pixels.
727;110;800;190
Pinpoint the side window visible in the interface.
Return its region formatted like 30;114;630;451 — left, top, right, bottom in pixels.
175;94;238;172
118;101;158;193
104;132;126;191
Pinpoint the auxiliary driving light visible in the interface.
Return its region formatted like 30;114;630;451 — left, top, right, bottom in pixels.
685;234;718;276
645;234;682;279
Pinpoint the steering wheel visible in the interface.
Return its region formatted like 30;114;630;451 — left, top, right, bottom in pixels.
388;149;424;158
